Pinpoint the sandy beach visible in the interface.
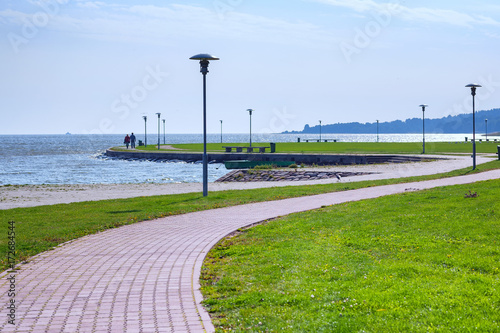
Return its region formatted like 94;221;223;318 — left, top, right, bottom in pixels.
0;154;495;210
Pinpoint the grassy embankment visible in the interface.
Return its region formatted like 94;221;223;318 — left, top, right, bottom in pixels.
201;178;500;332
1;154;499;273
128;141;500;155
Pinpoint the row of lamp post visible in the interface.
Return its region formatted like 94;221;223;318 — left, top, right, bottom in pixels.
418;83;481;170
142;114;166;149
142;109;259;151
145;53;486;196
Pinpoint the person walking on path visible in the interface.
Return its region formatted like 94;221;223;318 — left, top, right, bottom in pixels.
124;134;131;149
130;132;136;149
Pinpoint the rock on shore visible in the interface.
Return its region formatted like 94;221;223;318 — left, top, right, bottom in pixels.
216;169;373;182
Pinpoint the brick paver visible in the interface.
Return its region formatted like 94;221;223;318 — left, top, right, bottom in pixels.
1;169;500;332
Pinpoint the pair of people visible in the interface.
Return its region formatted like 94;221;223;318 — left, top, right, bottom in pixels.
124;133;136;149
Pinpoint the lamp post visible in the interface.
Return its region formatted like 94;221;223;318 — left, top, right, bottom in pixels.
156;113;161;150
220;120;223;143
190;53;219;197
419;105;428;154
142;116;147;147
162;119;166;144
319;120;322;142
247;109;253;147
485;119;488;141
466;83;482;170
376;120;379;142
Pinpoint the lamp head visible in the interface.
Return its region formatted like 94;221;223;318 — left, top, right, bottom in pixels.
143;116;147;121
190;54;219;75
419;104;428;111
247;109;253;115
466;83;482;96
189;54;220;61
156;112;161;117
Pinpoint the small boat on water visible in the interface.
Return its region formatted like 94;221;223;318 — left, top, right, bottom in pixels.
224;160;294;169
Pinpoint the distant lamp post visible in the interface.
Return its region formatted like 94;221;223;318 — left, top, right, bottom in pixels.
419;105;428;154
142;116;147;147
485;118;488;141
162;119;166;144
190;53;219;197
247;109;253;147
220;120;223;143
376;120;379;142
156;113;161;150
319;120;322;142
466;83;482;170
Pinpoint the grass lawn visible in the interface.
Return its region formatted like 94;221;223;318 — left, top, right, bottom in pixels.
127;141;500;155
1;160;499;273
201;179;500;332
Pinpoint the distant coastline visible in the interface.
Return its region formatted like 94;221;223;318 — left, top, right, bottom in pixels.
284;109;500;135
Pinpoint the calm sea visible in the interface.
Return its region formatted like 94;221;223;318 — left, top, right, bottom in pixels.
0;133;471;186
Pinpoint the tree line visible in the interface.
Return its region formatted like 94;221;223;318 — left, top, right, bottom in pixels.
284;109;500;134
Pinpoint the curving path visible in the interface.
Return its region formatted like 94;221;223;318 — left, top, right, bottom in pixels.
1;169;500;332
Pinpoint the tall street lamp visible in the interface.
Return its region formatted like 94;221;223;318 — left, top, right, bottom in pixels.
156;113;161;150
485;118;488;141
247;109;253;147
220;120;223;143
162;119;166;144
190;53;219;197
142;116;147;147
319;120;322;142
419;104;428;154
376;120;379;142
466;83;482;170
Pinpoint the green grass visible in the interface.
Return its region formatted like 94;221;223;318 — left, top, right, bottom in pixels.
124;141;500;155
201;179;500;332
1;160;498;273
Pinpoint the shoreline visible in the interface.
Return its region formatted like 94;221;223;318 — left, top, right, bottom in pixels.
0;154;495;210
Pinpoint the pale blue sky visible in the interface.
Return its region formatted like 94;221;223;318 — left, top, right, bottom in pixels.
1;0;499;134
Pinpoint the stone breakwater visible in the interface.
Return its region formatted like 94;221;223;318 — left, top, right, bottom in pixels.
216;170;374;182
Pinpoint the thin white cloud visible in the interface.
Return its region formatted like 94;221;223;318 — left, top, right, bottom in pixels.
0;2;335;47
122;3;335;46
76;2;106;9
312;0;500;27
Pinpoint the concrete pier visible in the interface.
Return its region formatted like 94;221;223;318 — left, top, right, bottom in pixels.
105;149;435;165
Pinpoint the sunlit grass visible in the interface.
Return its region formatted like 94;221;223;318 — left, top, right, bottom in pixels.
129;141;500;155
201;179;500;332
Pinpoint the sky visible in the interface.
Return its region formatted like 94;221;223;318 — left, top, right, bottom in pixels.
1;0;500;135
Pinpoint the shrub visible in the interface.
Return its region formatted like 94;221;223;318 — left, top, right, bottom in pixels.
253;164;274;170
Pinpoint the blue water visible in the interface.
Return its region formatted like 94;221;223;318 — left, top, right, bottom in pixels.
0;133;472;185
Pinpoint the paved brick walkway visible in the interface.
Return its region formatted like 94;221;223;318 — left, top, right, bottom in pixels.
1;170;500;332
